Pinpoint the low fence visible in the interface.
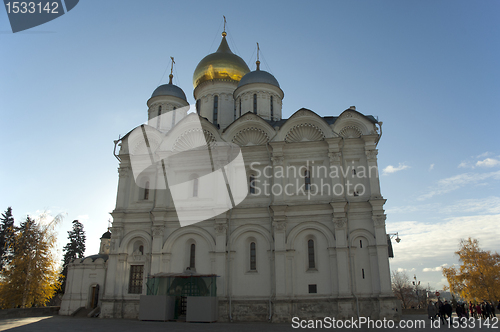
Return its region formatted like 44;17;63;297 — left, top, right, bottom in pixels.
0;306;60;319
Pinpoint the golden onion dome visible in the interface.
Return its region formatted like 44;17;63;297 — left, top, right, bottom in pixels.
193;35;250;88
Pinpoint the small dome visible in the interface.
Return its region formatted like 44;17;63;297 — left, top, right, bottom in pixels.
193;35;250;89
237;69;280;88
151;83;187;101
101;230;111;239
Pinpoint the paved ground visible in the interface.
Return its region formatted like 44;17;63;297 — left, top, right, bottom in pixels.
1;315;499;331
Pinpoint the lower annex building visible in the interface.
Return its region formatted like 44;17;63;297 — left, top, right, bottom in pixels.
60;29;399;322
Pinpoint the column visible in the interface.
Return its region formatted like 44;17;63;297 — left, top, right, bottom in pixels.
270;205;287;297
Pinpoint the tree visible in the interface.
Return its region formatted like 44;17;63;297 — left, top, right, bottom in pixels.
0;213;62;308
442;237;500;303
391;270;415;309
60;220;86;293
0;207;15;272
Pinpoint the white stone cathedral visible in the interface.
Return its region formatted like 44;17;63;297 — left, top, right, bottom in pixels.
60;30;399;322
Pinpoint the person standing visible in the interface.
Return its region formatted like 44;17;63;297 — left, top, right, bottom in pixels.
428;301;438;322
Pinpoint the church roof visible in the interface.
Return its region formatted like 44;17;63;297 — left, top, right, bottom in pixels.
78;254;109;263
101;230;111;239
237;69;280;88
151;83;187;101
192;34;250;88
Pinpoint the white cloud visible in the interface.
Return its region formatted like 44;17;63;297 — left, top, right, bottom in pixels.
77;214;89;221
477;152;492;158
476;158;500;168
389;214;500;266
423;264;448;272
386;203;441;214
458;161;470;168
383;163;410;175
418;170;500;200
439;196;500;215
429;164;435;171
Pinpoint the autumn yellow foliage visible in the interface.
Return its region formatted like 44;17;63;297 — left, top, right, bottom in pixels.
443;237;500;303
0;213;62;309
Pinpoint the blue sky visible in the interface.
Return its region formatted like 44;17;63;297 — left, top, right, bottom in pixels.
1;0;499;291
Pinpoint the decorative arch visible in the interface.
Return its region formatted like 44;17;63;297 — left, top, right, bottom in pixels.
274;108;335;142
159;113;222;152
222;112;276;142
231;127;270;146
172;128;217;152
339;125;362;138
286;221;335;249
127;125;164;157
118;230;152;253
333;109;376;137
285;123;325;143
349;229;376;247
162;226;215;253
230;224;273;250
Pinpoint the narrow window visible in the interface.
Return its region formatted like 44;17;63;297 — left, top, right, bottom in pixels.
239;99;242;117
190;244;195;268
234;101;237;120
270;96;274;120
360;240;363;248
196;99;200;115
362;268;365;279
144;181;150;200
193;177;199;197
157;106;162;128
249;174;256;194
253;94;257;114
128;265;144;294
172;108;176;127
308;239;315;269
139;245;144;254
308;284;317;294
304;169;311;191
213;95;218;125
250;242;256;271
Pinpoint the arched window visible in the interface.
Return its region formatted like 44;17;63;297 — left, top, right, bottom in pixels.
270;95;274;120
249;174;256;194
158;105;162;117
189;243;196;268
196;99;200;115
144;181;150;200
193;177;199;197
250;242;256;271
213;95;218;125
304;169;311;191
253;94;257;114
139;245;144;254
308;239;315;269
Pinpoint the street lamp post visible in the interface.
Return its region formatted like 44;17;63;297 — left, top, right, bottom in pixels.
413;274;421;308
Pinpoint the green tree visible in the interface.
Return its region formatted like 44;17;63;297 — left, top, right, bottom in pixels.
0;207;15;272
0;213;62;308
60;220;86;293
443;237;500;303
